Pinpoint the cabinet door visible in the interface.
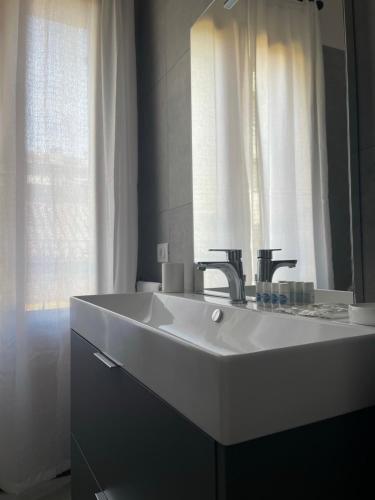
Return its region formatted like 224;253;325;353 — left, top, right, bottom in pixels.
71;330;216;500
71;435;103;500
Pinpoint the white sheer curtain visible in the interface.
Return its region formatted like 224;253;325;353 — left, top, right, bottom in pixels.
192;0;333;288
0;0;137;493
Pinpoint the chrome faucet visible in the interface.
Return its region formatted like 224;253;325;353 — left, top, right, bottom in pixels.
196;249;247;304
257;249;297;282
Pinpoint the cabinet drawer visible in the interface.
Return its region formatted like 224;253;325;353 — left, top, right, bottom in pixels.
71;435;103;500
71;330;216;500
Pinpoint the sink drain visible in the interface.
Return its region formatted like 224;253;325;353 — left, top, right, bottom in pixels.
212;309;224;323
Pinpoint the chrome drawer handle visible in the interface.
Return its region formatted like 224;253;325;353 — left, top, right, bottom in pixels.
95;492;107;500
93;352;117;369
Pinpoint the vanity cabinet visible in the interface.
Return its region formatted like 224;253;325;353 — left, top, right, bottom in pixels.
72;329;375;500
71;436;102;500
71;330;216;500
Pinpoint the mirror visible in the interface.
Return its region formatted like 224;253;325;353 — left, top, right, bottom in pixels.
191;0;352;296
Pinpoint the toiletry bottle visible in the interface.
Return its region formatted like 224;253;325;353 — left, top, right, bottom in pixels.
303;282;315;305
280;281;295;305
271;283;279;308
256;281;263;305
295;282;304;305
288;281;296;305
262;282;272;307
279;283;290;307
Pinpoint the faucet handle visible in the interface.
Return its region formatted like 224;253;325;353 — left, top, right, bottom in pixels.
257;249;282;259
209;249;242;261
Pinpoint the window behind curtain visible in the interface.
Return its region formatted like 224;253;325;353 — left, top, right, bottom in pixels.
24;7;95;311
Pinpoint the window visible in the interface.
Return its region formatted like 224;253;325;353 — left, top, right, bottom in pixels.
24;10;94;311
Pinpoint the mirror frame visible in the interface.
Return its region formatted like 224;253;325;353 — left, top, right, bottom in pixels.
344;0;364;303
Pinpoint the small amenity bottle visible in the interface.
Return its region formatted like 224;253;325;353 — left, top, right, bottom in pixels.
295;282;304;305
279;283;290;306
271;283;280;308
256;281;264;305
262;282;272;307
280;281;295;305
287;281;296;305
303;282;315;305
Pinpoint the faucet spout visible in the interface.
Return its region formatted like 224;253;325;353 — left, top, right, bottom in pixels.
196;249;247;304
271;259;297;276
257;249;297;282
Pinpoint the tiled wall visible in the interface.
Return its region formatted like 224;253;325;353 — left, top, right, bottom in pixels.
136;0;211;291
353;1;375;300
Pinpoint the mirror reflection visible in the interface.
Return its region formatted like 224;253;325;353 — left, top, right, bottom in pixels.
191;0;351;296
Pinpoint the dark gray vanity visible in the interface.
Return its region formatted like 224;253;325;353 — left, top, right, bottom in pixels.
72;327;375;500
71;330;215;500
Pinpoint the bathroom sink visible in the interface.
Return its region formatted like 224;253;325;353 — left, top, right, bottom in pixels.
71;292;375;445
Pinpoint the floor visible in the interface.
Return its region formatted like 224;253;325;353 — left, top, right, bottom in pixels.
0;477;70;500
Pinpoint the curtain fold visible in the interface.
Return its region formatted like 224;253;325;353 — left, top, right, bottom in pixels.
93;0;138;294
0;0;137;493
192;0;333;288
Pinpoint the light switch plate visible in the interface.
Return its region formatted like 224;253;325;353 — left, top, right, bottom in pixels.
157;243;169;263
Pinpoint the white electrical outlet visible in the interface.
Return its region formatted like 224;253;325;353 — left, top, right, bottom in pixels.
157;242;169;263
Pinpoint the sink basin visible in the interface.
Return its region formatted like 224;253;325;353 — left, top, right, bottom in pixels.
71;292;375;445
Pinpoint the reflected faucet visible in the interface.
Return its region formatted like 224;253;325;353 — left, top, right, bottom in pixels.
196;249;247;305
257;249;297;282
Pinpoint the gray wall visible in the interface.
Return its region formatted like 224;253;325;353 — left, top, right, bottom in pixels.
319;0;345;50
136;0;211;291
353;1;375;301
323;46;352;291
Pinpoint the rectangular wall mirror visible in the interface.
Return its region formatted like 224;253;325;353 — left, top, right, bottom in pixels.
191;0;354;298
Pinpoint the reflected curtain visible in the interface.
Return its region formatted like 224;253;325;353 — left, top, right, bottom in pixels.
192;0;333;288
0;0;137;493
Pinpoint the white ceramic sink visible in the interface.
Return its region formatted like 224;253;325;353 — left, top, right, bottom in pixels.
71;292;375;445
